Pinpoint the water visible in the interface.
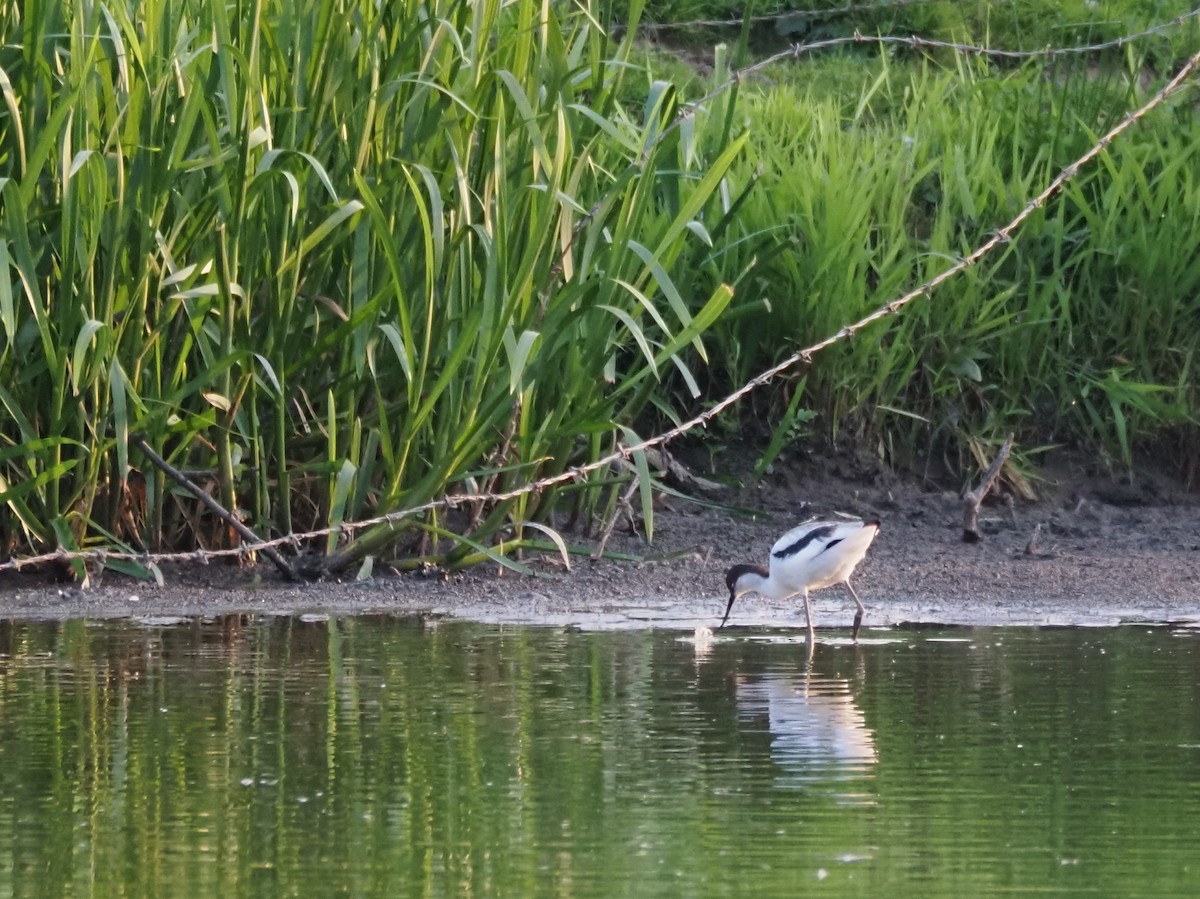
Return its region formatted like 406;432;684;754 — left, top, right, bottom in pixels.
1;617;1198;897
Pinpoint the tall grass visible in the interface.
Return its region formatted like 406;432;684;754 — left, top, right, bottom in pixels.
704;53;1200;478
0;0;747;571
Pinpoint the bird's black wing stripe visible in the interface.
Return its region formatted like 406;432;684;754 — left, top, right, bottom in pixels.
772;525;835;560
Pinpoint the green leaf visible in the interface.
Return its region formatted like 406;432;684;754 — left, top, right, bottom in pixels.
503;328;541;394
0;234;15;344
618;425;654;542
510;520;571;571
326;459;358;556
600;303;657;374
50;515;86;584
71;319;106;394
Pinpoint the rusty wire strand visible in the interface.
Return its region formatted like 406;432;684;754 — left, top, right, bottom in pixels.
642;2;1200;48
641;0;937;31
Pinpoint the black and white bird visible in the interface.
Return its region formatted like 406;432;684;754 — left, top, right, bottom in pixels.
720;518;881;640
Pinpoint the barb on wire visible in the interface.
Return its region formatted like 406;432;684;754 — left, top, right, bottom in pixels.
641;0;948;32
566;8;1200;269
4;40;1200;578
641;2;1200;48
677;10;1200;135
848;13;1200;60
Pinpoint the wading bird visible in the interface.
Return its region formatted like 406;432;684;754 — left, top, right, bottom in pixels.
720;518;881;641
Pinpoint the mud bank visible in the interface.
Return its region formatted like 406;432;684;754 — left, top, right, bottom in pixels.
4;455;1198;630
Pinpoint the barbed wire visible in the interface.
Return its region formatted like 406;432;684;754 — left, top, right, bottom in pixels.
782;11;1200;61
640;0;935;31
630;9;1200;177
6;40;1199;577
638;2;1200;54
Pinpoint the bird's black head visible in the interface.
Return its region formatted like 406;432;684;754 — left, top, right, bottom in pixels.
724;563;757;595
720;563;766;628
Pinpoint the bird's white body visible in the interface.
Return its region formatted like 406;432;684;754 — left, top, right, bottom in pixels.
721;518;880;639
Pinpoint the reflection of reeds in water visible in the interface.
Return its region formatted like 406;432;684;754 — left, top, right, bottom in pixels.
736;671;877;788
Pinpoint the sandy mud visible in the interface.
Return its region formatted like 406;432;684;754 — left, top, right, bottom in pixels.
3;452;1198;631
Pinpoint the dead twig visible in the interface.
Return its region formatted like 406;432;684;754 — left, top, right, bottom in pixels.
1025;522;1043;555
132;434;301;582
593;477;641;559
962;432;1014;543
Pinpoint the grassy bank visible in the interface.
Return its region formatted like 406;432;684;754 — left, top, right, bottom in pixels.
714;57;1200;480
0;0;743;575
639;1;1200;483
2;0;1198;578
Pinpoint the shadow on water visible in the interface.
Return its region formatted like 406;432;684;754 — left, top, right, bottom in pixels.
1;615;1199;896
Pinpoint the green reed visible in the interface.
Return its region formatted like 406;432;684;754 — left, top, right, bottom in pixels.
706;50;1200;479
0;0;744;571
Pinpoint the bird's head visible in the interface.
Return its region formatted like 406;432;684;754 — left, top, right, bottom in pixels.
719;563;766;628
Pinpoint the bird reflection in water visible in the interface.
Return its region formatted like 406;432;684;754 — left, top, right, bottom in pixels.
736;666;877;792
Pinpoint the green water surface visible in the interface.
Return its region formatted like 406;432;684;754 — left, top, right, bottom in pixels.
1;616;1198;897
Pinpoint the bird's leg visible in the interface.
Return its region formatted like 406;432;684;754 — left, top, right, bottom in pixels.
802;588;815;644
845;580;866;641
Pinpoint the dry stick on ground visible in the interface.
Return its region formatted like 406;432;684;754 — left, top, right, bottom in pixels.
963;433;1015;543
131;435;301;582
593;477;641;559
1025;522;1044;555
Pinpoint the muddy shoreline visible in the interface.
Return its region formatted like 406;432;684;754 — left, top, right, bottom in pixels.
3;455;1199;630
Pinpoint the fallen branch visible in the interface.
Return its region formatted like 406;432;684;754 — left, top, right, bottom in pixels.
131;434;301;582
962;432;1014;543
